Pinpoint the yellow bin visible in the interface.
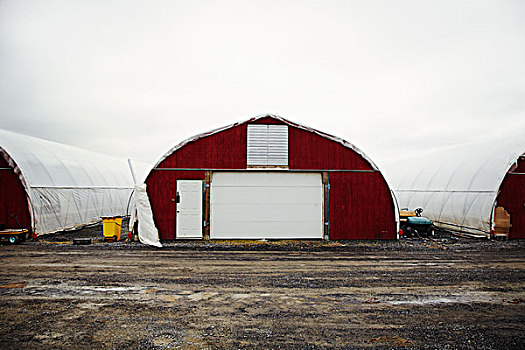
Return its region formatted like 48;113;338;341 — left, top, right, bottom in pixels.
102;216;122;242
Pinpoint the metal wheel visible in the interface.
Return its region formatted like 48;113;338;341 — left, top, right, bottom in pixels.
8;235;19;244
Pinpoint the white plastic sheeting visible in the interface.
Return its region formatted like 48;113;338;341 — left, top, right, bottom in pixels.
384;137;525;234
0;129;134;235
129;183;162;247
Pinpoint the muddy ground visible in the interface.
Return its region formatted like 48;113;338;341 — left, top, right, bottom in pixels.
0;225;524;349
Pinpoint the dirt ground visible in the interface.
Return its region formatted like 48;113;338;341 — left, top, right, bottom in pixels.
0;225;524;349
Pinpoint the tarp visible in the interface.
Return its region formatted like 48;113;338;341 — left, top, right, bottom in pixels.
0;129;134;235
384;136;525;234
129;183;162;247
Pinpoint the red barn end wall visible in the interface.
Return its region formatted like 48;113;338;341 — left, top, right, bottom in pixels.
497;156;525;239
146;117;397;240
0;156;31;231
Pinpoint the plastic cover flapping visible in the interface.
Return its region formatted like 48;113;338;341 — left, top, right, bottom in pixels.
383;136;525;234
0;129;134;235
129;183;162;247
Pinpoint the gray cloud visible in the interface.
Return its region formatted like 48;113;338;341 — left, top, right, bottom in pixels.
1;0;524;165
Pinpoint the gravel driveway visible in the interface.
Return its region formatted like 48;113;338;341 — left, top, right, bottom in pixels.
0;229;524;349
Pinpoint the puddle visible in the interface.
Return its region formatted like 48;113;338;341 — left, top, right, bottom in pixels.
384;294;497;305
78;302;107;309
28;263;129;269
387;297;457;305
187;292;218;301
19;284;140;296
79;286;138;292
232;293;251;299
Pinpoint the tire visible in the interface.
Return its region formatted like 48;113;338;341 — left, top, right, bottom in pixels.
113;235;117;242
8;235;19;245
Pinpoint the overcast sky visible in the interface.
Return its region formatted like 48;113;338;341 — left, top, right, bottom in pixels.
1;0;524;168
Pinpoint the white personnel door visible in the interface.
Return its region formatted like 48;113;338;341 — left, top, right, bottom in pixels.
210;172;323;239
176;180;203;239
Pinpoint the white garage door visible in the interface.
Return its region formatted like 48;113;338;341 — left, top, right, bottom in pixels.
210;172;323;239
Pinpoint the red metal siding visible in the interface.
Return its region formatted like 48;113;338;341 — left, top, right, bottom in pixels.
146;117;397;240
147;170;204;240
157;125;247;169
288;126;395;239
329;172;395;239
497;157;525;239
251;117;286;125
147;125;246;240
0;157;31;230
289;127;372;170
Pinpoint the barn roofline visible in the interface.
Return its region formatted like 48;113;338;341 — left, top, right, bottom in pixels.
151;114;380;171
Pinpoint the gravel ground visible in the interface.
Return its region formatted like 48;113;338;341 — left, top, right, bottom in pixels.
0;224;524;349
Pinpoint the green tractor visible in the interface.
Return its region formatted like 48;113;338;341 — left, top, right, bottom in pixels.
399;208;435;238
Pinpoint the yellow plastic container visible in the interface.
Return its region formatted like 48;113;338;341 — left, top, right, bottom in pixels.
102;216;122;242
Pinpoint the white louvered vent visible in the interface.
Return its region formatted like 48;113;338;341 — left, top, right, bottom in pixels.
247;124;288;166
